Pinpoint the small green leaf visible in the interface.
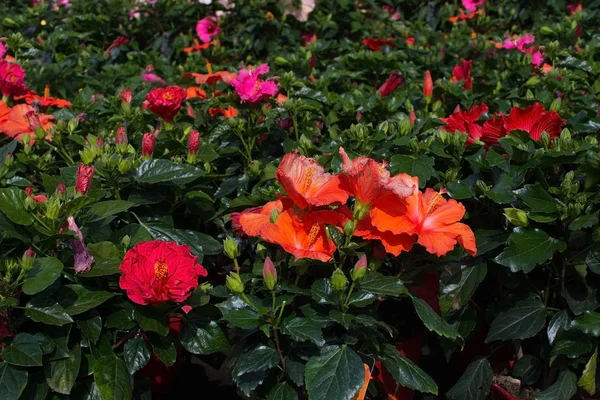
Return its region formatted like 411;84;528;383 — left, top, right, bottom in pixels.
447;358;493;400
0;188;34;225
494;228;565;273
56;285;116;316
180;320;229;355
535;371;577;400
573;311;600;336
2;341;43;367
77;314;102;344
44;343;81;395
135;159;202;185
233;345;280;377
360;272;408;297
85;200;135;222
380;344;438;394
220;306;261;329
0;362;28;400
439;263;487;317
485;299;547;342
389;155;435;187
311;279;338;305
548;310;570;345
134;307;169;336
577;348;597;395
141;221;222;258
514;184;558;213
512;355;542;386
94;356;133;400
412;296;459;339
25;296;73;326
123;337;151;374
267;382;298;400
282;317;324;345
148;333;177;366
569;211;599;231
305;345;365;400
22;257;63;295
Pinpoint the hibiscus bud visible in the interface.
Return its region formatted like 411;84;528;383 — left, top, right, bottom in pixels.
118;159;132;174
377;72;403;97
142;132;155;158
45;197;61;220
223;237;239;259
67;216;94;274
96;136;104;147
343;220;356;237
504;208;529;227
423;70;433;102
351;254;368;282
187;130;200;164
5;152;13;167
331;268;349;291
120;88;133;104
263;257;277;291
352;200;370;221
21;247;36;271
270;208;280;223
56;182;67;198
409;109;416;126
115;125;128;153
226;272;244;294
75;164;94;196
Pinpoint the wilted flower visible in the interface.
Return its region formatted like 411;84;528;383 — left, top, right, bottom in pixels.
67;216;94;274
283;0;315;22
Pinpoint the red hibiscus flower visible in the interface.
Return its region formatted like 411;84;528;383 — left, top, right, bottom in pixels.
503;102;565;141
451;59;473;89
378;72;403;97
0;59;30;98
105;36;129;55
143;86;187;122
119;240;208;305
276;152;349;209
362;38;395;52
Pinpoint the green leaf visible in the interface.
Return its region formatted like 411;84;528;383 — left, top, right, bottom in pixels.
180;320;229;355
25;296;73;326
85;200;135;222
134;307;169;336
286;359;305;387
85;242;121;277
514;184;558;213
535;371;577;400
123;337;150;374
94;356;133;400
77;314;102;344
475;230;509;254
411;296;459;339
548;310;570;345
233;345;280;377
380;344;437;394
360;272;408;297
389;155;435;187
220;306;261;328
573;311;600;336
569;211;599;231
329;310;355;329
551;335;592;360
305;345;365;400
446;358;493;400
105;309;136;330
44;343;81;395
56;285;116;316
577;348;597;395
439;263;487;316
0;362;28;400
22;257;63;295
494;228;566;273
0;141;17;165
446;180;474;200
0;188;34;225
485;299;547;342
2;341;43;367
135;159;202;185
267;382;298;400
311;279;338;305
282;317;325;345
513;355;542;386
148;333;177;366
141;221;222;258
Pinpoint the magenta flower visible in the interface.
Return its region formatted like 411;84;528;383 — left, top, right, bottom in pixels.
141;73;166;85
67;216;94;274
196;17;220;43
531;51;544;67
230;64;278;104
516;34;535;52
461;0;485;13
0;59;30;98
0;43;6;58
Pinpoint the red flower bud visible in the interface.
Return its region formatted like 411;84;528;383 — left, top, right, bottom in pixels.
120;88;133;104
116;125;128;145
142;132;155;157
24;247;36;260
409;109;416;126
377;72;403;97
143;86;187;122
423;70;433;99
351;254;367;281
75;164;94;196
96;136;104;147
56;182;67;196
188;130;200;155
263;256;277;291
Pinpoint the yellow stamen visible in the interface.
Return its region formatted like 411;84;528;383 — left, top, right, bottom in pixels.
154;259;168;279
44;85;50;98
307;224;320;247
205;60;213;75
301;167;314;193
425;191;443;216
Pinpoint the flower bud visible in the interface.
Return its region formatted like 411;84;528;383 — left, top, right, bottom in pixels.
351;254;368;281
423;70;433;101
5;152;13;167
263;257;277;291
67;216;94;273
21;247;36;271
118;159;132;174
226;272;244;294
352;200;370;221
45;197;61;220
96;136;104;147
223;237;239;259
115;125;128;153
75;164;94;196
269;208;280;223
142;132;155;158
343;220;356;237
187;130;200;164
409;109;416;126
56;182;67;198
504;208;529;227
331;268;349;292
120;88;133;104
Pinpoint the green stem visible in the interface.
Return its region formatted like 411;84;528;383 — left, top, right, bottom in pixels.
343;282;356;308
275;301;286;328
240;292;259;312
271;290;276;312
233;258;240;273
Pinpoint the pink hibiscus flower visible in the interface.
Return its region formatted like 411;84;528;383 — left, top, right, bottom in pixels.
196;17;220;43
462;0;485;13
230;64;278;104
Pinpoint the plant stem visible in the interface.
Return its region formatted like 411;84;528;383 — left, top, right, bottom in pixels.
112;329;140;350
275;301;286;328
240;292;259;311
273;327;286;373
343;282;356;308
271;290;276;312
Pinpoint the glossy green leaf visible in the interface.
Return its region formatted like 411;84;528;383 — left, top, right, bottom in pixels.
135;159;202;185
1;341;43;367
25;296;73;326
577;348;597;395
446;358;492;400
94;356;133;400
282;317;325;345
311;279;338;305
494;228;565;273
535;371;577;400
439;263;487;317
56;284;116;316
485;299;546;342
85;200;135;222
0;362;28;400
141;221;222;258
134;307;169;336
233;345;280;377
360;272;408;297
267;382;298;400
573;311;600;336
389;155;435;187
123;337;151;374
305;345;364;400
180;320;229;355
22;257;63;295
514;184;558;213
77;314;102;344
148;333;177;366
44;343;81;395
0;188;34;225
412;296;459;339
380;344;437;394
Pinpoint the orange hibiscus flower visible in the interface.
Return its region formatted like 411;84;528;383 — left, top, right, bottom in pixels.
0;104;55;142
183;71;237;85
231;198;291;237
355;215;415;256
259;208;349;262
183;39;212;54
371;188;477;256
186;86;208;100
276;152;349;209
208;106;238;118
14;85;71;108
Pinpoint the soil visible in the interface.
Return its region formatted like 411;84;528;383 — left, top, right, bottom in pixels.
493;375;540;400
